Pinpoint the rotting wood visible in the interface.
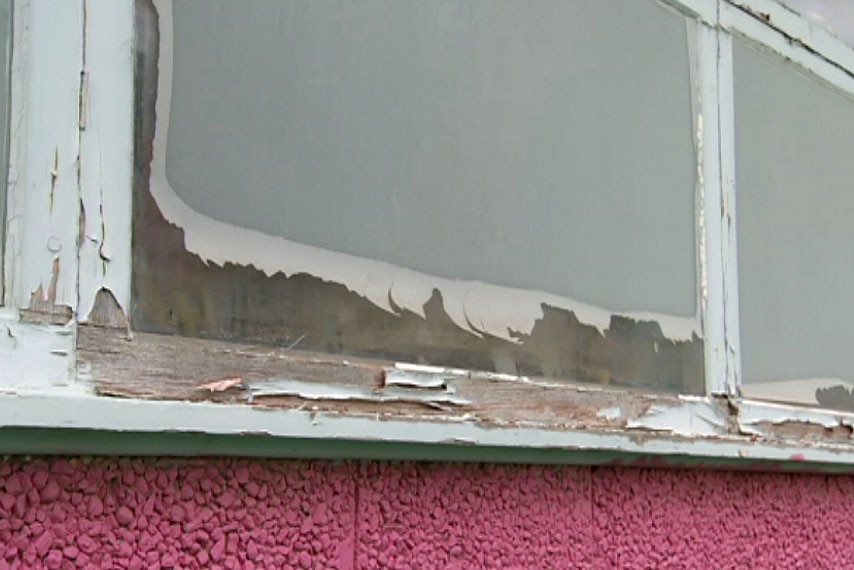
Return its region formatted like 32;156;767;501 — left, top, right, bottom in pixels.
78;325;854;447
79;325;676;430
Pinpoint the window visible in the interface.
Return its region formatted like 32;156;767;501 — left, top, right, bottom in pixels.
4;0;854;468
132;0;703;395
734;38;854;411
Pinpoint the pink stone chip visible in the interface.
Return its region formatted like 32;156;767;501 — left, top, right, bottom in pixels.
115;506;134;527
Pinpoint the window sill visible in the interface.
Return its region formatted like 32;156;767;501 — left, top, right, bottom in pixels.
0;321;850;472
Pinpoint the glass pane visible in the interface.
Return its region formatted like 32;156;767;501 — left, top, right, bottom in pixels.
0;0;11;301
133;0;703;393
735;39;854;410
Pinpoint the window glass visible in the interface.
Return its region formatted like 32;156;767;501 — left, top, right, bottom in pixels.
735;38;854;410
133;0;703;393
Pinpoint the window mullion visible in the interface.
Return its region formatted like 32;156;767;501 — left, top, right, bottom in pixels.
716;28;742;396
693;13;734;396
77;0;135;326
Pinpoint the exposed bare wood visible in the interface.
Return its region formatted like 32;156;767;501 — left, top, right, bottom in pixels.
22;258;73;325
86;288;130;329
79;325;678;431
79;325;854;450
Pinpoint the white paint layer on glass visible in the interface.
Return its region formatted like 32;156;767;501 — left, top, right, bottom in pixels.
148;0;701;342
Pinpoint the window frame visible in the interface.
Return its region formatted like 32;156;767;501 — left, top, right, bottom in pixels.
4;0;854;469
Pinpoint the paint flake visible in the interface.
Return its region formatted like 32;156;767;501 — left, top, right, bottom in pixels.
246;377;470;408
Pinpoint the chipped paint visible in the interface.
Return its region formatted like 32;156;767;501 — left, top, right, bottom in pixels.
5;389;854;469
131;0;704;395
687;18;731;396
386;361;605;390
5;0;854;468
23;258;72;324
246;377;470;409
4;0;83;312
76;0;134;325
48;147;58;212
145;0;700;346
384;368;450;390
85;287;129;329
626;396;729;437
597;406;622;421
734;397;854;438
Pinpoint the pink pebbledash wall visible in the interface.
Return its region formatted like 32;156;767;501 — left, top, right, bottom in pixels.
1;458;852;569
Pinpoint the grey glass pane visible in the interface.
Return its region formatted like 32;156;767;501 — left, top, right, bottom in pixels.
134;0;703;393
0;0;10;301
735;39;854;410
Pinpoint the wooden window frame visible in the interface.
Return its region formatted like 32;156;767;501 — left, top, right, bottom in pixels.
3;0;854;469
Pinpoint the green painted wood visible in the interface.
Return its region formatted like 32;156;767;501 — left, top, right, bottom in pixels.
1;428;851;474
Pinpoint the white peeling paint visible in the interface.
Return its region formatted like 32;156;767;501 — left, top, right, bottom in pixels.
597;406;622;421
4;0;83;311
6;390;854;466
626;396;729;437
245;376;470;408
393;362;526;383
734;397;853;437
77;0;134;322
146;0;700;344
384;367;449;390
716;31;743;397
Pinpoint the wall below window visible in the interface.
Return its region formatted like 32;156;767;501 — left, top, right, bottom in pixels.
0;458;849;568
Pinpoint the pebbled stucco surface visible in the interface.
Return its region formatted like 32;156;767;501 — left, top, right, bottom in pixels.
1;457;853;569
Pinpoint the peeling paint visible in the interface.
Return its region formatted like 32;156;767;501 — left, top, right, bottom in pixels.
151;0;697;346
626;397;729;437
130;0;705;395
76;0;134;327
383;367;450;390
86;287;129;330
146;0;701;344
48;147;58;212
7;0;854;468
597;406;622;421
734;398;854;442
23;258;72;324
5;0;83;312
246;377;470;409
